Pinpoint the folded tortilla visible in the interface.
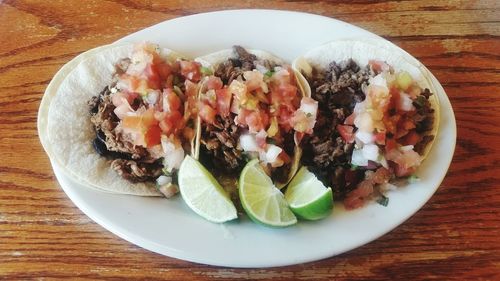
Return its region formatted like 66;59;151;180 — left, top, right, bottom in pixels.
293;39;440;159
195;48;304;189
40;43;189;196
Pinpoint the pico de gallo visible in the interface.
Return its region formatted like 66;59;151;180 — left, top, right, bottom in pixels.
88;42;202;197
198;46;317;183
341;60;435;209
299;58;435;210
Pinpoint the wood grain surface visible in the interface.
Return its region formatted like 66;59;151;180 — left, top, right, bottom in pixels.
1;0;499;280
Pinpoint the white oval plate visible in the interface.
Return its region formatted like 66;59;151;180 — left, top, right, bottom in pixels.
44;10;456;268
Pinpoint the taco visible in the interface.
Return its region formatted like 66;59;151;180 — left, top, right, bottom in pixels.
194;46;317;192
43;42;202;197
293;39;440;209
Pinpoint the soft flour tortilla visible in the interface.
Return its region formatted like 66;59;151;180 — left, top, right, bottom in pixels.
293;39;440;159
42;43;187;196
195;49;303;188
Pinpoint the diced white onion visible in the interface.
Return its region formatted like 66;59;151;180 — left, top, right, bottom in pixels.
369;74;389;90
399;92;415;111
146;90;159;106
259;144;283;165
255;63;269;74
299;97;318;115
157;182;178;199
156;175;172;186
354;112;374;132
400;145;414;151
362;144;379;161
379;183;398;192
351;148;368;166
240;134;259;152
161;137;185;172
355;131;374;144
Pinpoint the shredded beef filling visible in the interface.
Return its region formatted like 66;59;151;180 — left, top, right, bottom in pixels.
89;86;162;183
200;114;245;176
413;88;435;154
301;59;373;199
214;46;277;85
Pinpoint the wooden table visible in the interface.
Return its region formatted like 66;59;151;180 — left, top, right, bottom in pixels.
1;1;499;279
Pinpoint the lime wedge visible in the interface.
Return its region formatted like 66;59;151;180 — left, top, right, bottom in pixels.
239;159;297;227
178;155;237;223
285;166;333;220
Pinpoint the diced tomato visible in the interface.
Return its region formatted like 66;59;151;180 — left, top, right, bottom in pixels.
276;105;294;132
337;125;355;143
141;108;157;127
144;125;162;147
206;76;223;90
184;80;197;99
374;131;386;145
122;108;157;130
179;61;202;82
371;167;391;184
156;63;172;81
401;118;416;130
112;91;136;108
395;128;409;139
275;83;299;105
344;180;374;210
279;151;291;164
383;114;401;135
159;117;174;135
394;163;417;177
122;115;142;130
245;110;270;133
385;138;398;152
345;112;356;125
244;71;265;92
255;130;267;149
198;101;217;124
216;88;232;117
159;111;183;135
369;60;390;73
401;130;422;146
163;88;181;112
184;80;199;119
144;64;161;89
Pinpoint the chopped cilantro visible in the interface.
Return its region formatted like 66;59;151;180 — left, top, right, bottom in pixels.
377;195;389;207
350;164;358;171
162;168;172;177
200;66;213;76
306;113;312;118
267;138;276;145
408;174;420;183
264;70;274;78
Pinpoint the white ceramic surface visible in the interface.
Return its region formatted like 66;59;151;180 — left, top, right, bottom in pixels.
43;10;456;268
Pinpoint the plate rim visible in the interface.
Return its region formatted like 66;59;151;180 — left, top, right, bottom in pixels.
40;9;457;268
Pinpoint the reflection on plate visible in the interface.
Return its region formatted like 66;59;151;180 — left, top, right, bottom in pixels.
41;10;456;267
